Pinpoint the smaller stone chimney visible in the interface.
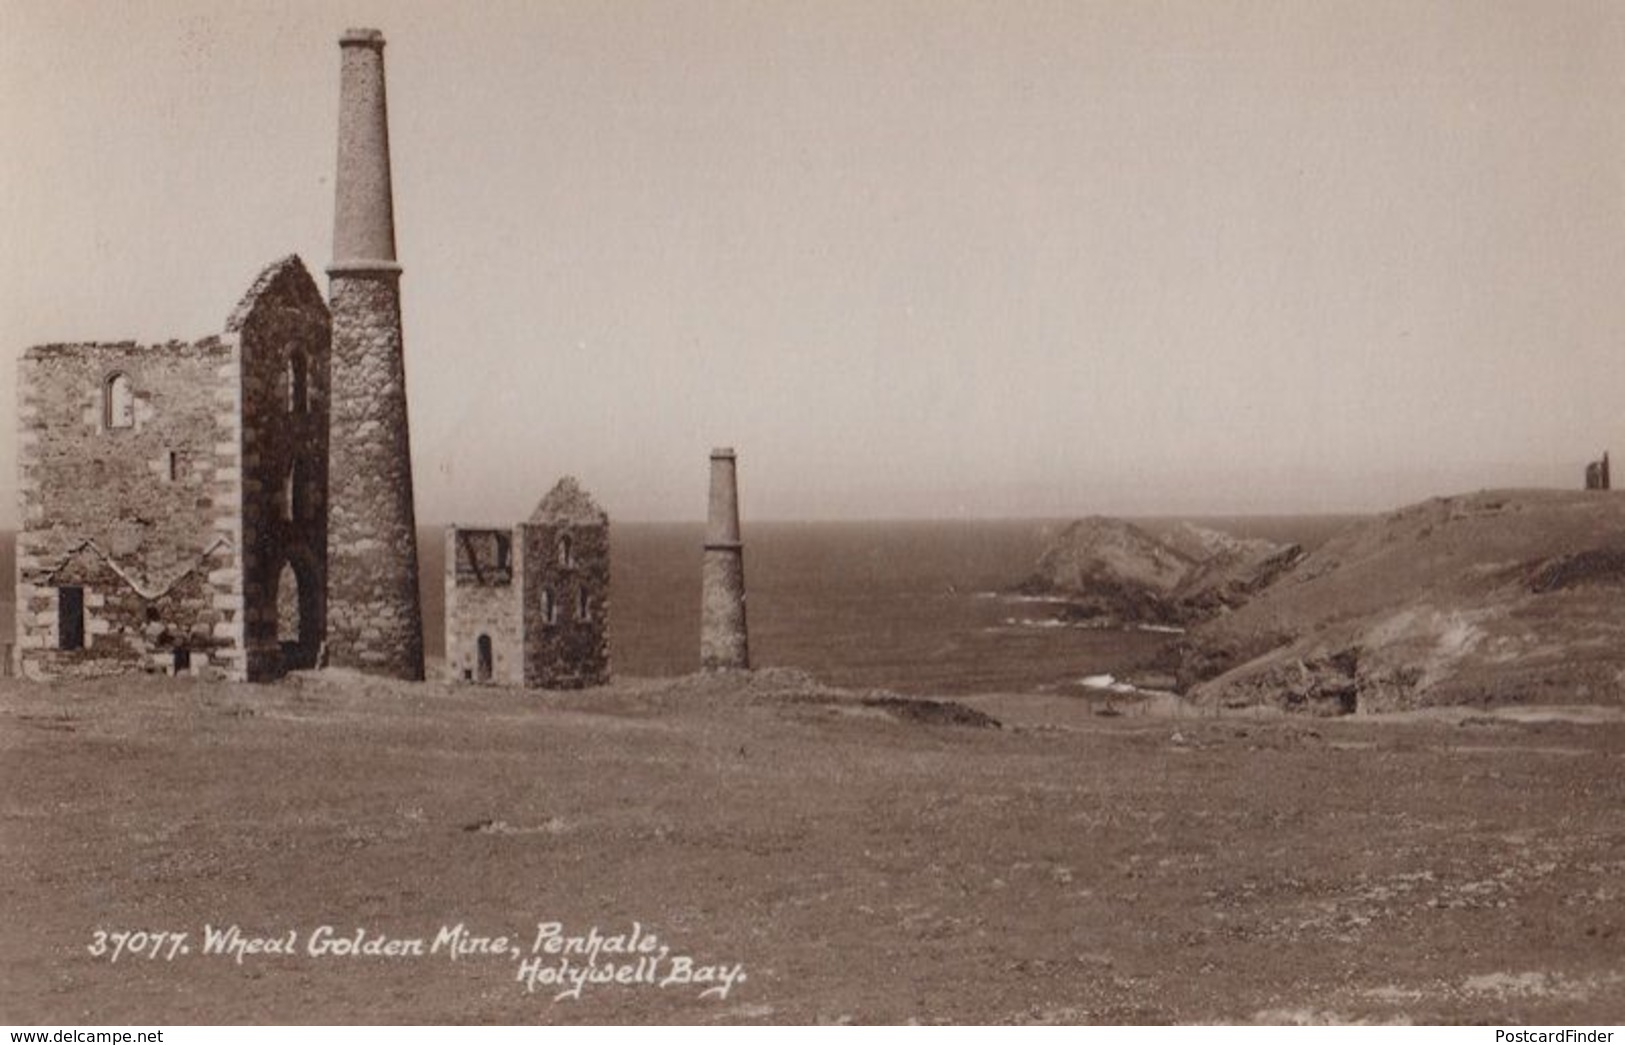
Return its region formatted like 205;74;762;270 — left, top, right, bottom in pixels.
701;448;749;671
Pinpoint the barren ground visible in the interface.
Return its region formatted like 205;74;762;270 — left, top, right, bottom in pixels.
3;670;1623;1025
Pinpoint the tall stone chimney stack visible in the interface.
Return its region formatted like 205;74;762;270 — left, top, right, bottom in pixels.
701;448;749;671
324;28;425;680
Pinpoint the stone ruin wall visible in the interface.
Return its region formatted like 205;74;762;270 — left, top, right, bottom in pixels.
231;259;332;677
519;518;609;689
14;256;331;682
16;339;247;679
444;526;523;685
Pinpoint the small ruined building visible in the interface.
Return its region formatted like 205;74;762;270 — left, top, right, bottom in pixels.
444;477;610;688
1585;452;1611;491
14;256;330;681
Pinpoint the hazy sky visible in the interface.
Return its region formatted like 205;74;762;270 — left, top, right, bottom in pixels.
2;0;1622;524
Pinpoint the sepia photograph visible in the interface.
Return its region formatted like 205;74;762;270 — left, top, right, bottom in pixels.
1;0;1622;1028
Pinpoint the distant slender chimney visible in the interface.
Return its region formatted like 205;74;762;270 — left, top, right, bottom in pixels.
324;28;425;680
701;448;749;671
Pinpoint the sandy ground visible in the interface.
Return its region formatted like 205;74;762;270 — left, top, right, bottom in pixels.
2;669;1623;1025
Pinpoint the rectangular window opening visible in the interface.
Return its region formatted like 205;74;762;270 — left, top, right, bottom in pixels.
58;586;85;651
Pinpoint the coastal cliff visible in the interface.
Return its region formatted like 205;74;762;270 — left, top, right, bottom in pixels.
1179;489;1625;713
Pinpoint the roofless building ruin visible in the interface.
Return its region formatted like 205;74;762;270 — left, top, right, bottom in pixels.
15;258;331;680
444;478;612;688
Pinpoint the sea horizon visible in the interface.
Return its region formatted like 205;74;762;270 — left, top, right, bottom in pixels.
0;512;1361;695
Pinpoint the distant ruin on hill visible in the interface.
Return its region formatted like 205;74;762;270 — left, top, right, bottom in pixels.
1585;451;1610;491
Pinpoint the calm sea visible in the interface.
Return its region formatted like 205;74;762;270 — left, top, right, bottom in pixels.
433;515;1356;696
1;516;1358;697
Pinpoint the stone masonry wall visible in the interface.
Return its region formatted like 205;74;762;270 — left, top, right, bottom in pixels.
16;339;246;679
231;257;331;678
325;271;424;679
444;526;522;684
519;519;609;688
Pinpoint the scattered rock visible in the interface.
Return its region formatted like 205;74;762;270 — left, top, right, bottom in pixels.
860;696;1001;729
1528;548;1625;593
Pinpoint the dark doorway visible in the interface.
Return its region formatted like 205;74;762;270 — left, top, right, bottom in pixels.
58;586;84;651
276;560;320;671
476;634;493;683
173;648;191;674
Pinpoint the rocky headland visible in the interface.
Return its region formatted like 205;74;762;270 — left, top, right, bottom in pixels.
1017;516;1303;627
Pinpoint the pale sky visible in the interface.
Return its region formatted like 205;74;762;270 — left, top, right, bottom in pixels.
2;0;1622;524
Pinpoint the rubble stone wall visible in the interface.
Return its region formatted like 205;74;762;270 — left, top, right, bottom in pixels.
16;338;245;678
444;526;522;685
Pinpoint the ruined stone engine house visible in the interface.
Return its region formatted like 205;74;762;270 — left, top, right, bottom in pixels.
445;477;610;689
14;28;621;690
15;257;331;681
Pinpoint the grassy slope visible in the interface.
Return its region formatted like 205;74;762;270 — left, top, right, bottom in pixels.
1185;490;1625;711
3;671;1623;1025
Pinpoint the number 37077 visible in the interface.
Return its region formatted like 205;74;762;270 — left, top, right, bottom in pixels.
87;930;190;962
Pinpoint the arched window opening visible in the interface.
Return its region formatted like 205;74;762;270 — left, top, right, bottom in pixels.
104;373;135;430
287;352;308;414
281;459;310;522
277;563;301;645
577;587;592;622
542;587;557;625
558;534;574;567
